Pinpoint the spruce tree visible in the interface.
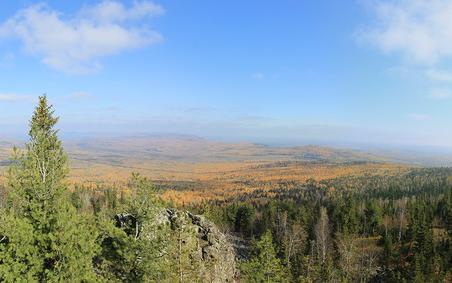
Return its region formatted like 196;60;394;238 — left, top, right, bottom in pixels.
240;230;287;282
97;173;172;282
0;96;99;282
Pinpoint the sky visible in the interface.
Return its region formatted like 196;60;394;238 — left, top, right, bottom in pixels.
1;0;452;147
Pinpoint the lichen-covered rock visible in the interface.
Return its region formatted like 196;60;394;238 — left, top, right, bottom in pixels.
164;209;237;282
116;209;237;282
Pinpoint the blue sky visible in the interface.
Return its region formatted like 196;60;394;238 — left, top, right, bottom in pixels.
1;0;452;147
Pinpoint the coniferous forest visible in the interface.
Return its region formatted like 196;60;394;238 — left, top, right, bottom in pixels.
0;98;451;282
192;170;452;282
2;0;452;282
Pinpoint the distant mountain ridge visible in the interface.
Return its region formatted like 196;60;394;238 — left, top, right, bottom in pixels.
0;134;452;166
62;134;388;164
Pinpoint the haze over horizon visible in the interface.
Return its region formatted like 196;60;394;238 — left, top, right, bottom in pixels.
2;1;452;147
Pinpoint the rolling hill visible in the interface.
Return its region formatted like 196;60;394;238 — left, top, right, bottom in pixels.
0;134;411;202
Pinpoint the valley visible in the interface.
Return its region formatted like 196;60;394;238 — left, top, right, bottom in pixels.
0;135;410;203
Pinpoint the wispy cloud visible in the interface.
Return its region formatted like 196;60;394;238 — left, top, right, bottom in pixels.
2;53;14;60
425;69;452;82
79;1;163;22
0;93;32;102
429;88;452;99
252;72;265;80
408;113;431;121
0;1;164;74
359;0;452;65
183;106;216;114
0;52;14;66
233;115;275;126
69;91;92;100
359;1;452;102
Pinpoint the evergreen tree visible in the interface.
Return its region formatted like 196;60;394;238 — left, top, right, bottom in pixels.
97;173;171;282
240;230;287;282
364;200;383;236
235;204;255;237
0;96;99;282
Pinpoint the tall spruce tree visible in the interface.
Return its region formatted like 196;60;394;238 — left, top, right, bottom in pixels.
0;96;99;282
97;173;172;282
240;230;287;282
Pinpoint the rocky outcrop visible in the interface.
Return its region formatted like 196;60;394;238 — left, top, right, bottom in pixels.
115;209;237;282
165;209;237;282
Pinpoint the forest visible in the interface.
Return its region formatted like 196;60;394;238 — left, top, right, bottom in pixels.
191;169;452;282
0;97;451;282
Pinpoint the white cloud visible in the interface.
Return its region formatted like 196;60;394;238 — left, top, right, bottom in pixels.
360;0;452;64
0;53;14;68
252;72;264;80
429;88;452;99
70;91;92;99
0;93;32;102
0;1;164;74
1;52;14;61
408;113;431;121
79;1;164;23
425;68;452;82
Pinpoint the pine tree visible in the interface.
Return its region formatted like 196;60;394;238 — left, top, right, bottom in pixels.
240;230;287;282
0;96;99;282
97;173;172;282
364;200;383;236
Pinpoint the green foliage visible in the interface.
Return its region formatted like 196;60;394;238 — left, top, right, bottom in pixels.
193;168;452;282
0;213;41;282
364;200;383;236
0;95;451;282
96;173;172;282
167;211;202;282
235;204;255;236
240;231;287;282
0;96;99;282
